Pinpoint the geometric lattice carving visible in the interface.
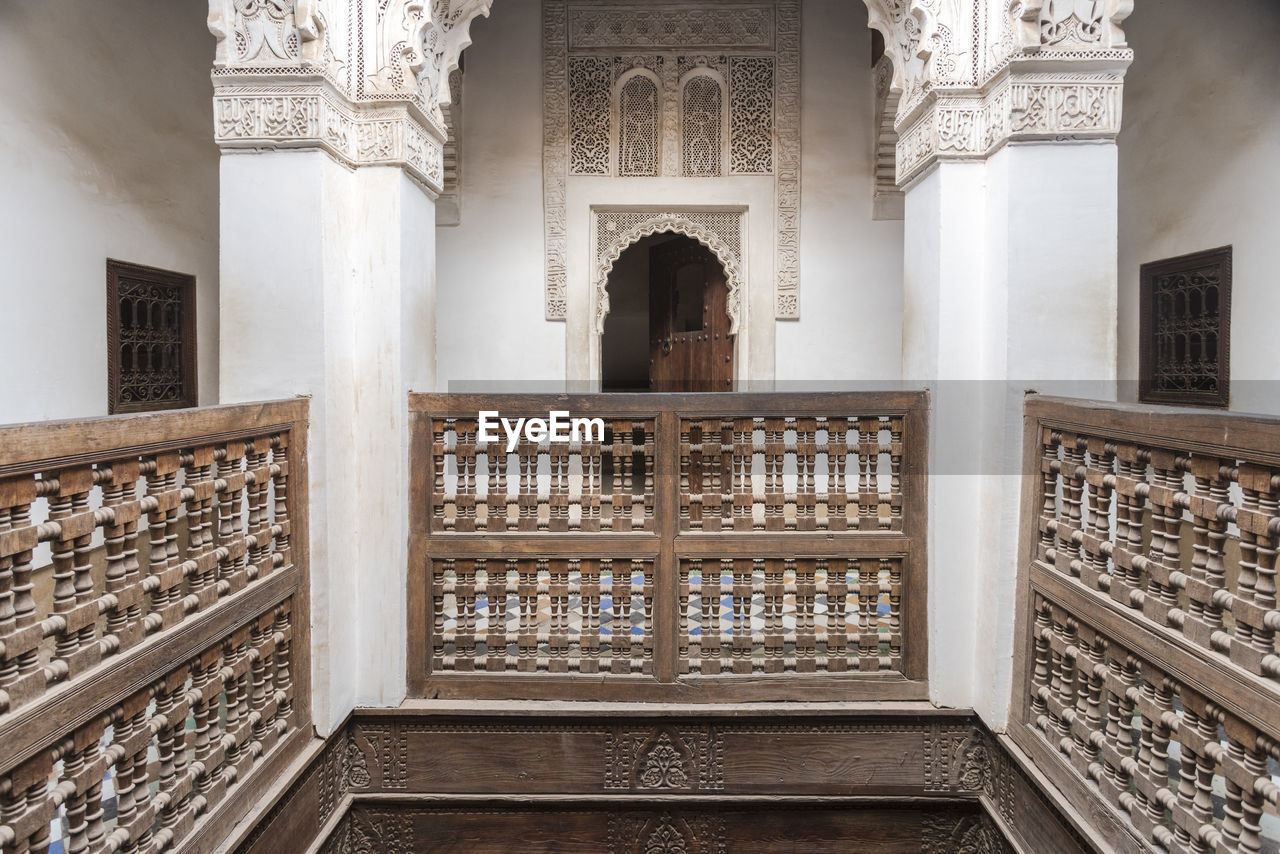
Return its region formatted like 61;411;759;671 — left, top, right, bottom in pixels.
1139;246;1232;408
681;75;723;177
618;74;660;177
729;57;773;174
107;260;197;413
570;56;612;175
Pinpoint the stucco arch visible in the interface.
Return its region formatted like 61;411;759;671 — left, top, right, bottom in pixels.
595;214;744;337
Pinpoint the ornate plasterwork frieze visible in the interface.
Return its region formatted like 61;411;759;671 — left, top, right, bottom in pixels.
543;0;798;323
208;0;492;195
593;209;746;337
213;80;444;192
893;59;1128;186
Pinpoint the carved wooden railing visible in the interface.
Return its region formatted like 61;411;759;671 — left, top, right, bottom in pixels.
0;399;310;854
1011;396;1280;854
408;392;928;701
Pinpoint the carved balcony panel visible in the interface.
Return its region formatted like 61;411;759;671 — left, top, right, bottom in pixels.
1011;396;1280;854
409;392;928;702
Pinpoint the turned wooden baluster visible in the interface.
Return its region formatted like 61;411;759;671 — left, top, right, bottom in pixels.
271;433;291;561
1030;599;1053;726
1038;429;1060;560
717;419;733;531
518;560;538;672
827;559;852;672
485;559;508;672
548;560;570;671
1082;438;1115;589
0;475;43;713
550;438;569;532
458;561;477;667
186;446;219;612
1053;616;1078;748
1059;433;1086;572
1188;456;1231;646
578;559;600;672
155;668;191;839
107;693;144;853
762;557;785;672
1100;645;1129;797
102;459;144;657
764;417;785;531
886;559;902;667
274;603;293;728
144;453;184;632
47;465;96;682
794;558;816;673
1235;465;1277;664
1143;449;1185;627
857;417;876;531
888;417;904;530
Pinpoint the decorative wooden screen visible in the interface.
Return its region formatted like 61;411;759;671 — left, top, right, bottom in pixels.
409;392;928;701
107;259;198;414
0;399;310;854
1011;396;1280;854
1139;246;1231;408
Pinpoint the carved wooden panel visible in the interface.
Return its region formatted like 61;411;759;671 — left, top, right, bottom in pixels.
1011;396;1280;854
107;259;198;414
0;400;311;854
409;393;928;701
1139;246;1232;408
233;712;1096;854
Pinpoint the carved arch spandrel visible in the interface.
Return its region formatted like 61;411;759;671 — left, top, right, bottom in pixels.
594;214;744;338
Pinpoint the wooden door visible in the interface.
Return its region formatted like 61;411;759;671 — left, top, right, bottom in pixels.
648;239;734;392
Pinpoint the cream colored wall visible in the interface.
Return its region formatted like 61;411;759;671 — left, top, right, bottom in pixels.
435;0;902;389
434;1;565;390
0;0;220;423
1118;0;1280;414
776;0;904;386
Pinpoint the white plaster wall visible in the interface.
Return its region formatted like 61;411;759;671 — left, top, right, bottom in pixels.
437;0;901;389
776;0;904;386
1117;0;1280;413
0;0;219;423
434;2;565;390
221;153;437;731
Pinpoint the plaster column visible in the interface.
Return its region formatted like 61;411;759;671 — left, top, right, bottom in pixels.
901;140;1119;724
219;153;437;734
207;0;488;734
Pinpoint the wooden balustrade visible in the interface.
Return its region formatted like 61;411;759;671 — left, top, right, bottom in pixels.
0;399;310;854
1011;396;1280;854
408;392;929;701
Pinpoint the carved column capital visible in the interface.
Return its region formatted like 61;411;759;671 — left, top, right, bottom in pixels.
207;0;490;196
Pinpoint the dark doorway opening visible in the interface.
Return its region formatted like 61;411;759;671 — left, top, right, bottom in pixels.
601;232;734;392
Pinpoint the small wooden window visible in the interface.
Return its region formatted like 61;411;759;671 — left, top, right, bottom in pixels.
107;259;197;413
1139;246;1231;408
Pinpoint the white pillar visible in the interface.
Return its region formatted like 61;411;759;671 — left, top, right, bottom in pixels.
219;152;436;734
902;141;1119;725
